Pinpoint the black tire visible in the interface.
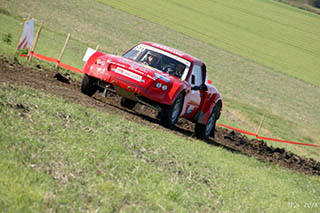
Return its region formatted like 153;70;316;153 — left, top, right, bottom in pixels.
81;74;98;97
160;93;184;128
195;106;218;140
120;97;137;110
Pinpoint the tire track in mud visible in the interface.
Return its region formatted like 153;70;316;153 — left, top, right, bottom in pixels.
1;55;319;176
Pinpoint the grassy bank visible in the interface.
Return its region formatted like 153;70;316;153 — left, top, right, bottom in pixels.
1;1;319;158
1;83;320;212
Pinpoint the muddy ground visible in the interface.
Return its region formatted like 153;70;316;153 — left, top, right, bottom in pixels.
1;55;319;176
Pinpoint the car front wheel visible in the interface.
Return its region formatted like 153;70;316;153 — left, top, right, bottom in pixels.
160;93;184;128
81;74;98;97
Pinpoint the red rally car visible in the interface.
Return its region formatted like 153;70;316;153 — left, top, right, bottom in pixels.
81;42;222;139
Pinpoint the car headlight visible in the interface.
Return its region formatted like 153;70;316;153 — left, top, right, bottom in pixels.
162;85;167;90
156;82;162;88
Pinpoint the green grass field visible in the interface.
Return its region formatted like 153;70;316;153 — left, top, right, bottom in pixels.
1;83;320;212
1;0;320;211
102;0;320;87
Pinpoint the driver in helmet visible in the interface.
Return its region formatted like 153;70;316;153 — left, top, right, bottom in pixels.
144;54;156;67
174;63;185;78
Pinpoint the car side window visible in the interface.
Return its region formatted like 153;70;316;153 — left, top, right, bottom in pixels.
189;64;203;86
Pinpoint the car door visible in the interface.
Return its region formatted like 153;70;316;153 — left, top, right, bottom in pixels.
181;63;203;118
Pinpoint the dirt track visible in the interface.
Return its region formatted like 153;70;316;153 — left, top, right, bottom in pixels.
1;55;319;176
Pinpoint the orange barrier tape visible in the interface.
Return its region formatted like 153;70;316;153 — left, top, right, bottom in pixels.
20;52;83;73
216;123;257;137
216;123;320;148
31;51;58;63
256;136;320;148
58;62;83;74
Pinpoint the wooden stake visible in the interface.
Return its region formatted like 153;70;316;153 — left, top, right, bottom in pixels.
56;33;71;69
256;113;266;136
95;44;100;51
28;21;43;62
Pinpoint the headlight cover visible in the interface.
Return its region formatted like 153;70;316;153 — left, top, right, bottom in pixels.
162;85;167;90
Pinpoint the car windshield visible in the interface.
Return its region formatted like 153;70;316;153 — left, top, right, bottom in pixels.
123;44;191;80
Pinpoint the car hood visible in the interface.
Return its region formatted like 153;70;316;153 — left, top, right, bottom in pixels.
104;54;181;83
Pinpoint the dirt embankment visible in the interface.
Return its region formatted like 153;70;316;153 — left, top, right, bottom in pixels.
1;55;319;176
279;0;320;15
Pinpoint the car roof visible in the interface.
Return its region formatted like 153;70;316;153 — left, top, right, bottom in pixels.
142;41;203;65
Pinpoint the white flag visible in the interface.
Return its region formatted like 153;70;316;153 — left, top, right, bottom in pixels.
16;19;34;50
83;48;96;62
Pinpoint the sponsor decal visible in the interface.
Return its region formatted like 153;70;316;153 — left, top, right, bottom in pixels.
133;45;146;52
138;44;191;67
115;57;151;74
113;67;143;82
151;43;185;57
96;68;106;73
154;73;170;83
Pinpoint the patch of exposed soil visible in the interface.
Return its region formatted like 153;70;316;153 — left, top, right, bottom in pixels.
1;55;319;176
278;0;320;15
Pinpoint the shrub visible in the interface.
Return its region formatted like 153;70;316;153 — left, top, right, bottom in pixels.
2;33;12;45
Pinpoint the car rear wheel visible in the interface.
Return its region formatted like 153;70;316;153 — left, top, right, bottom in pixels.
81;74;98;97
195;106;218;140
120;97;137;110
160;93;183;128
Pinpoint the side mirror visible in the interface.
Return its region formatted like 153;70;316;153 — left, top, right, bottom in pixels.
191;84;207;91
200;84;208;91
191;85;200;90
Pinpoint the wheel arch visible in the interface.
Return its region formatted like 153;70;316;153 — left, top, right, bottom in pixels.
82;51;105;75
164;82;187;106
215;100;222;120
197;95;222;125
